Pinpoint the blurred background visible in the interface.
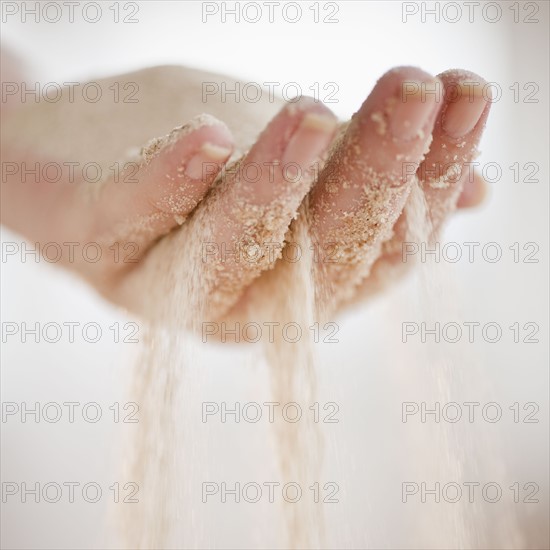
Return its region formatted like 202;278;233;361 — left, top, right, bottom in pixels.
1;1;548;548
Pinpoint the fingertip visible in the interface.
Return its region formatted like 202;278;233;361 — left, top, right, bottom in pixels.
381;65;437;83
457;170;487;208
435;69;492;140
284;95;338;120
144;114;234;167
339;67;442;176
190;113;234;150
436;68;488;86
144;114;234;185
244;95;338;188
370;66;442;101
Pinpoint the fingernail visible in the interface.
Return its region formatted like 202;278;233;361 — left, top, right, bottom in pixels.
281;112;338;177
389;79;439;141
184;142;232;180
442;82;488;138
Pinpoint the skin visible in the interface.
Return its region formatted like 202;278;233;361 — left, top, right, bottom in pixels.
1;58;490;324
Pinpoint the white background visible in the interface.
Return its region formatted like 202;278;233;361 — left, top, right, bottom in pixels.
1;1;549;548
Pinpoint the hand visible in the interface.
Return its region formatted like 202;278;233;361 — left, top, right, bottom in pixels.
1;65;490;327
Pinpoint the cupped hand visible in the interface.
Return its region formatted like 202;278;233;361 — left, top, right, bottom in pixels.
1;65;490;327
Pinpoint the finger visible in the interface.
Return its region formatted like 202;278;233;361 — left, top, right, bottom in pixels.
203;97;339;317
382;71;490;248
342;72;491;310
457;170;487;208
0;116;233;291
307;66;442;309
417;69;491;230
88;114;234;254
116;98;339;321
